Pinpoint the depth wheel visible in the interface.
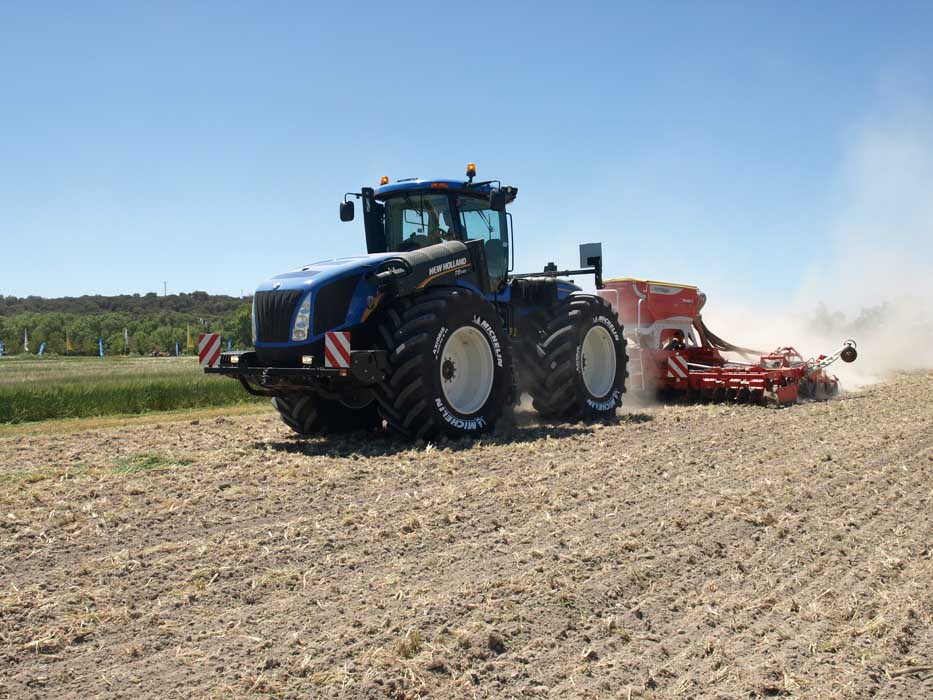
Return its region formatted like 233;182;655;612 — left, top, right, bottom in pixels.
797;378;813;401
375;287;513;440
518;294;628;420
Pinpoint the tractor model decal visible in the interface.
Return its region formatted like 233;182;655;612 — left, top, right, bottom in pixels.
418;258;471;288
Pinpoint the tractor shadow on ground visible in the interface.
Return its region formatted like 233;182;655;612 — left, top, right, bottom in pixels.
255;412;653;459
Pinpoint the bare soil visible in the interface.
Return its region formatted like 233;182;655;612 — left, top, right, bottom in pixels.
1;372;932;699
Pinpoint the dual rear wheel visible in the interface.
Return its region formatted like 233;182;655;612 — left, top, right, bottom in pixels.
374;287;512;440
518;294;628;420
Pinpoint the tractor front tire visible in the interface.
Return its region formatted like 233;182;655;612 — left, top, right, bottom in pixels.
272;394;377;436
375;287;513;440
519;294;627;420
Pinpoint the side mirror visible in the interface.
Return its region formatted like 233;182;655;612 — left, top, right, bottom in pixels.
579;242;603;267
489;189;507;212
340;200;355;222
580;242;604;289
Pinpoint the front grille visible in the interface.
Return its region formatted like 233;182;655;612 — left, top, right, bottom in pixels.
313;275;360;336
255;290;303;343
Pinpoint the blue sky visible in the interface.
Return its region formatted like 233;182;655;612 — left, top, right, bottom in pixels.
2;1;932;301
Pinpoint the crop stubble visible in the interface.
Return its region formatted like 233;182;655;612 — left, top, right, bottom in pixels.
1;372;931;699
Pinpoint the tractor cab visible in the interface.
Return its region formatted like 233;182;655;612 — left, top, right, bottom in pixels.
341;164;517;290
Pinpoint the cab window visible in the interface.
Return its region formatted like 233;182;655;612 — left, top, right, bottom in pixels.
384;194;455;252
458;196;508;285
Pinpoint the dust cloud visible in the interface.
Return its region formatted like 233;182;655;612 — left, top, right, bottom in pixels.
700;104;933;389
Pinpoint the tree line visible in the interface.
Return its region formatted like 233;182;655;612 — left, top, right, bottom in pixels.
0;292;252;355
0;291;245;316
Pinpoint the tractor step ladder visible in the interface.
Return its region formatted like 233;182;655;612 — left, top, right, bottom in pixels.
626;344;646;392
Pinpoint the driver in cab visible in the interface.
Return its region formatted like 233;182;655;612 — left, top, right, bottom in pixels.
427;211;457;245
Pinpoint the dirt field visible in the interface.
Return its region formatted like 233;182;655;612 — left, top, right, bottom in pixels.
1;372;931;699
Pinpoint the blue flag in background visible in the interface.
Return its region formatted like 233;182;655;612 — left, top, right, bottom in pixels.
227;338;232;351
98;337;104;357
175;341;180;357
38;342;47;356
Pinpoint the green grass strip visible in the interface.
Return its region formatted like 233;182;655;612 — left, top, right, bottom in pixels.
0;376;264;424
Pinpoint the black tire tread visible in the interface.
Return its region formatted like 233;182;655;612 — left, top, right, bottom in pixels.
517;294;627;419
375;287;511;439
272;393;376;436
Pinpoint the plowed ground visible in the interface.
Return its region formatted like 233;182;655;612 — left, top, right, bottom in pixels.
1;372;931;699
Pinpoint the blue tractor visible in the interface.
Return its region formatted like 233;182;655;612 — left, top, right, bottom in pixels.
208;164;628;439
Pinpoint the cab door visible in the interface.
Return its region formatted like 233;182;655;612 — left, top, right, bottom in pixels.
457;196;509;290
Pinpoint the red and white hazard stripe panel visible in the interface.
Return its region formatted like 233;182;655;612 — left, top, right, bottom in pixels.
198;333;222;368
666;354;689;379
324;331;351;368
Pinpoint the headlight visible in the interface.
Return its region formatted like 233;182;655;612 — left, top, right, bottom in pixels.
291;294;312;342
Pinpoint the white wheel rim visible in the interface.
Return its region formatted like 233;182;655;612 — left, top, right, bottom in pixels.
440;326;494;415
581;325;617;398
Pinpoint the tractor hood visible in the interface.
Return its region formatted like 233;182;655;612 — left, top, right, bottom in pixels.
255;252;399;293
252;242;473;349
252;252;411;349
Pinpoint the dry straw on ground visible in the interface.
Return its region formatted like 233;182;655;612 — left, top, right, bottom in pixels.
1;372;931;699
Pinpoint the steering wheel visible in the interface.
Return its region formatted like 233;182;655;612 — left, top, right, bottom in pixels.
430;228;455;242
398;234;430;251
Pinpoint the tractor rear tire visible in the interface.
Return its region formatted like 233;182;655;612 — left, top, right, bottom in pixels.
519;294;628;420
374;287;513;440
272;394;378;436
